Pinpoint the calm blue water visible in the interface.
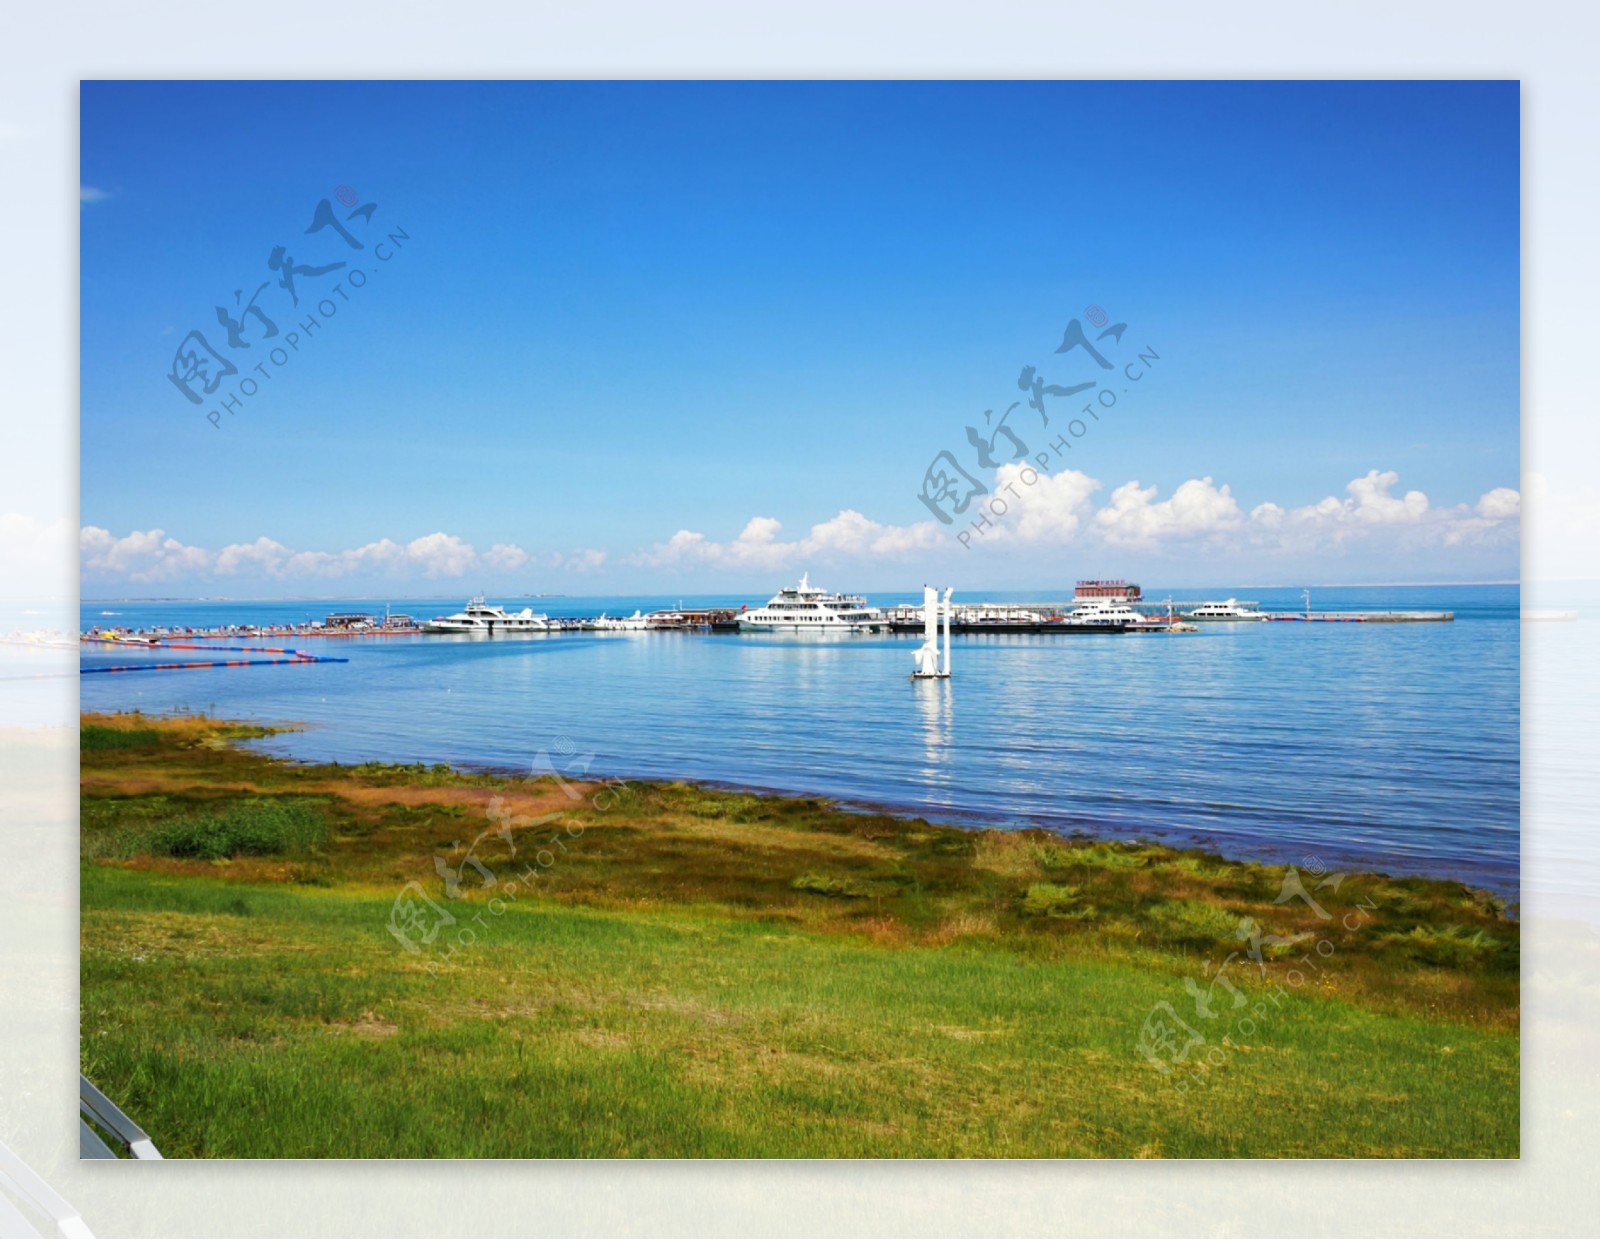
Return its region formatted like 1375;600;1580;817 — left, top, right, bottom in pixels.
78;585;1521;897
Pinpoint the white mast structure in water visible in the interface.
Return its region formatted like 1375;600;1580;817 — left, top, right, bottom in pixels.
912;586;952;679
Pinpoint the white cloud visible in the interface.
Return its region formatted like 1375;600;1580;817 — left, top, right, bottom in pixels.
83;528;543;585
642;531;712;567
215;536;292;576
235;538;406;580
630;468;1518;573
807;510;942;558
481;543;530;572
79;185;110;205
82;467;1521;592
1476;487;1521;521
632;509;941;571
80;526;210;582
1335;468;1431;525
1093;476;1244;548
401;532;477;578
994;464;1100;542
1241;470;1518;556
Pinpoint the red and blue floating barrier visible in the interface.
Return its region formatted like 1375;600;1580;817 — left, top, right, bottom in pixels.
80;640;347;675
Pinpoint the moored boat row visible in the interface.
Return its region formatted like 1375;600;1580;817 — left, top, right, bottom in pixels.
82;576;1454;646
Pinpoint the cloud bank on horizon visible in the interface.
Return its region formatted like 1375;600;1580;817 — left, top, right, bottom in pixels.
76;466;1521;595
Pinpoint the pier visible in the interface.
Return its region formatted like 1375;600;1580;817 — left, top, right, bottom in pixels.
1261;589;1452;623
1266;611;1454;623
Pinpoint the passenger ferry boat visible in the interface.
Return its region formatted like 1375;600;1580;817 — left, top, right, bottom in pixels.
1064;598;1147;628
1183;599;1269;622
422;598;552;634
738;574;887;632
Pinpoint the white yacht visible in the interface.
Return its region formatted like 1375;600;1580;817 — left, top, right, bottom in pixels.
1184;599;1269;622
422;597;552;634
592;610;649;631
1065;598;1147;627
738;574;887;632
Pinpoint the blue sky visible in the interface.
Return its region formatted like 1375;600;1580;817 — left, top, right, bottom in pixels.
80;80;1520;596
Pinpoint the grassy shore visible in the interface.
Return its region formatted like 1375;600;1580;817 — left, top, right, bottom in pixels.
80;712;1518;1157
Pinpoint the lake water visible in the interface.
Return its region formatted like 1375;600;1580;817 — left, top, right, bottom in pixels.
78;585;1521;897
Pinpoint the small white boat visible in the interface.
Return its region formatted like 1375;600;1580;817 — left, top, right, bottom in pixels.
739;573;887;632
1183;599;1269;622
422;597;552;634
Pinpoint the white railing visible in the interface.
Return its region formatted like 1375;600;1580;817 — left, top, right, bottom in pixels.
78;1075;162;1160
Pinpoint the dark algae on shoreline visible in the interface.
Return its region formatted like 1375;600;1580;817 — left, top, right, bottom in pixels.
81;712;1518;1157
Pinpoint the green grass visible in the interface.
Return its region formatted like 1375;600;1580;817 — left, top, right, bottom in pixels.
1020;882;1094;919
79;712;1520;1158
79;865;1518;1158
83;797;330;862
153;798;329;861
81;723;163;751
